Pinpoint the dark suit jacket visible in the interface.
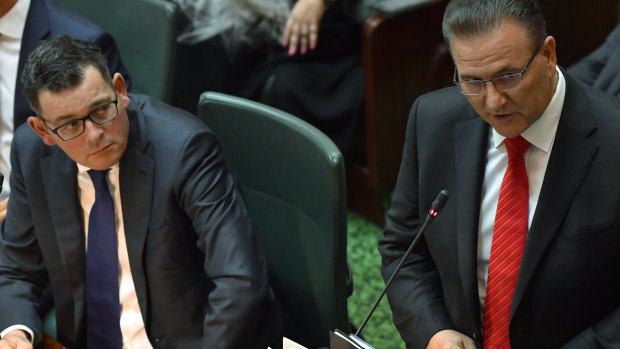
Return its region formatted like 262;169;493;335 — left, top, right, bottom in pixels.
0;94;281;348
379;73;620;348
567;23;620;98
15;0;130;128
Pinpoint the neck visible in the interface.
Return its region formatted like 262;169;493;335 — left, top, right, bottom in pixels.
548;67;559;101
0;0;18;17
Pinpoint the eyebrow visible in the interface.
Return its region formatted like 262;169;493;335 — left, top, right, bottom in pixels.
458;65;522;80
47;95;114;123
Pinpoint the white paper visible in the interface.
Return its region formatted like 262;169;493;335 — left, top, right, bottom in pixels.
283;336;308;349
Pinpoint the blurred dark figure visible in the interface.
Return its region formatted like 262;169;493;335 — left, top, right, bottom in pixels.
568;23;620;98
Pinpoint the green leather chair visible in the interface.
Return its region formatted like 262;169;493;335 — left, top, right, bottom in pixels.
198;92;351;348
54;0;178;103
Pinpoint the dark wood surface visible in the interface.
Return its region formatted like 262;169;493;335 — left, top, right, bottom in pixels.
43;334;66;349
350;0;450;226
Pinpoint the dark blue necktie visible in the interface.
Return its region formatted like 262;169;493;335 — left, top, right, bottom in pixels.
86;169;122;348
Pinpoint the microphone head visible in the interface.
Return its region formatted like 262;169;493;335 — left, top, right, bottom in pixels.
430;189;449;214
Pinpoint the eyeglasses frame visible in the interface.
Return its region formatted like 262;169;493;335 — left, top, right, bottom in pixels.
453;46;541;96
42;94;119;141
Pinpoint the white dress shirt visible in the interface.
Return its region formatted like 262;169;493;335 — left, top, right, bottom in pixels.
477;66;566;311
0;0;30;199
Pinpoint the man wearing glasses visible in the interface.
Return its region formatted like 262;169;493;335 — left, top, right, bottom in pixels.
0;35;282;348
379;0;620;348
0;0;132;220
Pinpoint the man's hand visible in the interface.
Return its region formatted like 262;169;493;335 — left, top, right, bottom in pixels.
0;330;32;349
426;329;476;349
0;197;8;221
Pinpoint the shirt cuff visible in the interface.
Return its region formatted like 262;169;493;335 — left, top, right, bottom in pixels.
1;325;34;344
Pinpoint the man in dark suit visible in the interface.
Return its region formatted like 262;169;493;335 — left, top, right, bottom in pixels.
567;23;620;98
0;0;130;217
379;0;620;348
0;36;281;348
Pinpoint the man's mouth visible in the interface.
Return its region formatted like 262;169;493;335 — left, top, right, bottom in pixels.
91;144;112;155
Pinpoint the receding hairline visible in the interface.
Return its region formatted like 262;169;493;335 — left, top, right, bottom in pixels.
442;0;547;53
448;18;543;53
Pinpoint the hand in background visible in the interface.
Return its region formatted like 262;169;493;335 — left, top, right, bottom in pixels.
0;330;32;349
281;0;326;55
0;197;8;221
426;329;477;349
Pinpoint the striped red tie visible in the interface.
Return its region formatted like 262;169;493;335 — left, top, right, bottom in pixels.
483;135;531;348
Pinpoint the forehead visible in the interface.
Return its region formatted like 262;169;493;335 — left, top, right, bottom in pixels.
38;66;113;120
451;21;533;77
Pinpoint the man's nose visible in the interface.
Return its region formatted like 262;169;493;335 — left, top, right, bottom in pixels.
484;81;506;109
83;118;104;140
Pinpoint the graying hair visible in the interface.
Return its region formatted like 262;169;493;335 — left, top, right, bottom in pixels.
442;0;546;51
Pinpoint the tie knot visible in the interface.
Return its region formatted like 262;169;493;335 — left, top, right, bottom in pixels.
88;169;110;191
504;135;530;158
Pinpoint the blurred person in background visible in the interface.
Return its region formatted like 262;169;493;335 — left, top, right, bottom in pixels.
170;0;375;159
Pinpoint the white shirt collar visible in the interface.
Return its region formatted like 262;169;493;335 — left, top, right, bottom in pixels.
0;0;30;39
77;162;120;174
493;65;566;153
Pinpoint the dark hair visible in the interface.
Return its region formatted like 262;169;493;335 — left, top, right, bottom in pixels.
20;35;113;114
442;0;547;51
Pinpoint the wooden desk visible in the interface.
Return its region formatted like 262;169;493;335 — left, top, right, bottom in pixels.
43;334;66;349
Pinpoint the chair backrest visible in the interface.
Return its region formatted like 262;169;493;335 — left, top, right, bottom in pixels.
54;0;178;103
198;92;350;348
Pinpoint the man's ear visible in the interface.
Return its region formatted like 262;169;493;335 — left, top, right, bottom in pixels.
112;73;130;108
541;35;557;76
27;116;56;146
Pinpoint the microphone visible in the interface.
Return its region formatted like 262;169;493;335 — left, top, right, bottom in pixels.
354;189;450;338
0;172;3;193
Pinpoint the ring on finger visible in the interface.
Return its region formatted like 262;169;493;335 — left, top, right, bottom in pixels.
300;29;309;36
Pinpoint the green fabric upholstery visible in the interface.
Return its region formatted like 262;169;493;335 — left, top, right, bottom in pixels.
198;92;351;348
42;308;56;339
54;0;178;102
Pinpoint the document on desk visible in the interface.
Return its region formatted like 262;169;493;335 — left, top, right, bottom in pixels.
276;336;307;349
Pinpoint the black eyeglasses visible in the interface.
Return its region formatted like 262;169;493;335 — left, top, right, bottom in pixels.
44;96;118;141
453;47;540;96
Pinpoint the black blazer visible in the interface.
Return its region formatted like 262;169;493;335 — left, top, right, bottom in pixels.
379;72;620;348
567;23;620;98
16;0;130;127
0;94;281;348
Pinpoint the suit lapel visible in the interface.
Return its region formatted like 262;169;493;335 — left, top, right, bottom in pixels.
41;149;85;336
119;108;154;322
454;115;489;330
512;76;598;314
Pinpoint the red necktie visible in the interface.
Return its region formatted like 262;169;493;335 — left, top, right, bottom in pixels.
483;135;531;349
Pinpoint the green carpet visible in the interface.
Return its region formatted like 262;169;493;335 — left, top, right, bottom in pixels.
346;213;405;349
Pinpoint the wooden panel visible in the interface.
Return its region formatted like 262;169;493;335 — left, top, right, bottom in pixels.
542;0;618;67
362;0;450;195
